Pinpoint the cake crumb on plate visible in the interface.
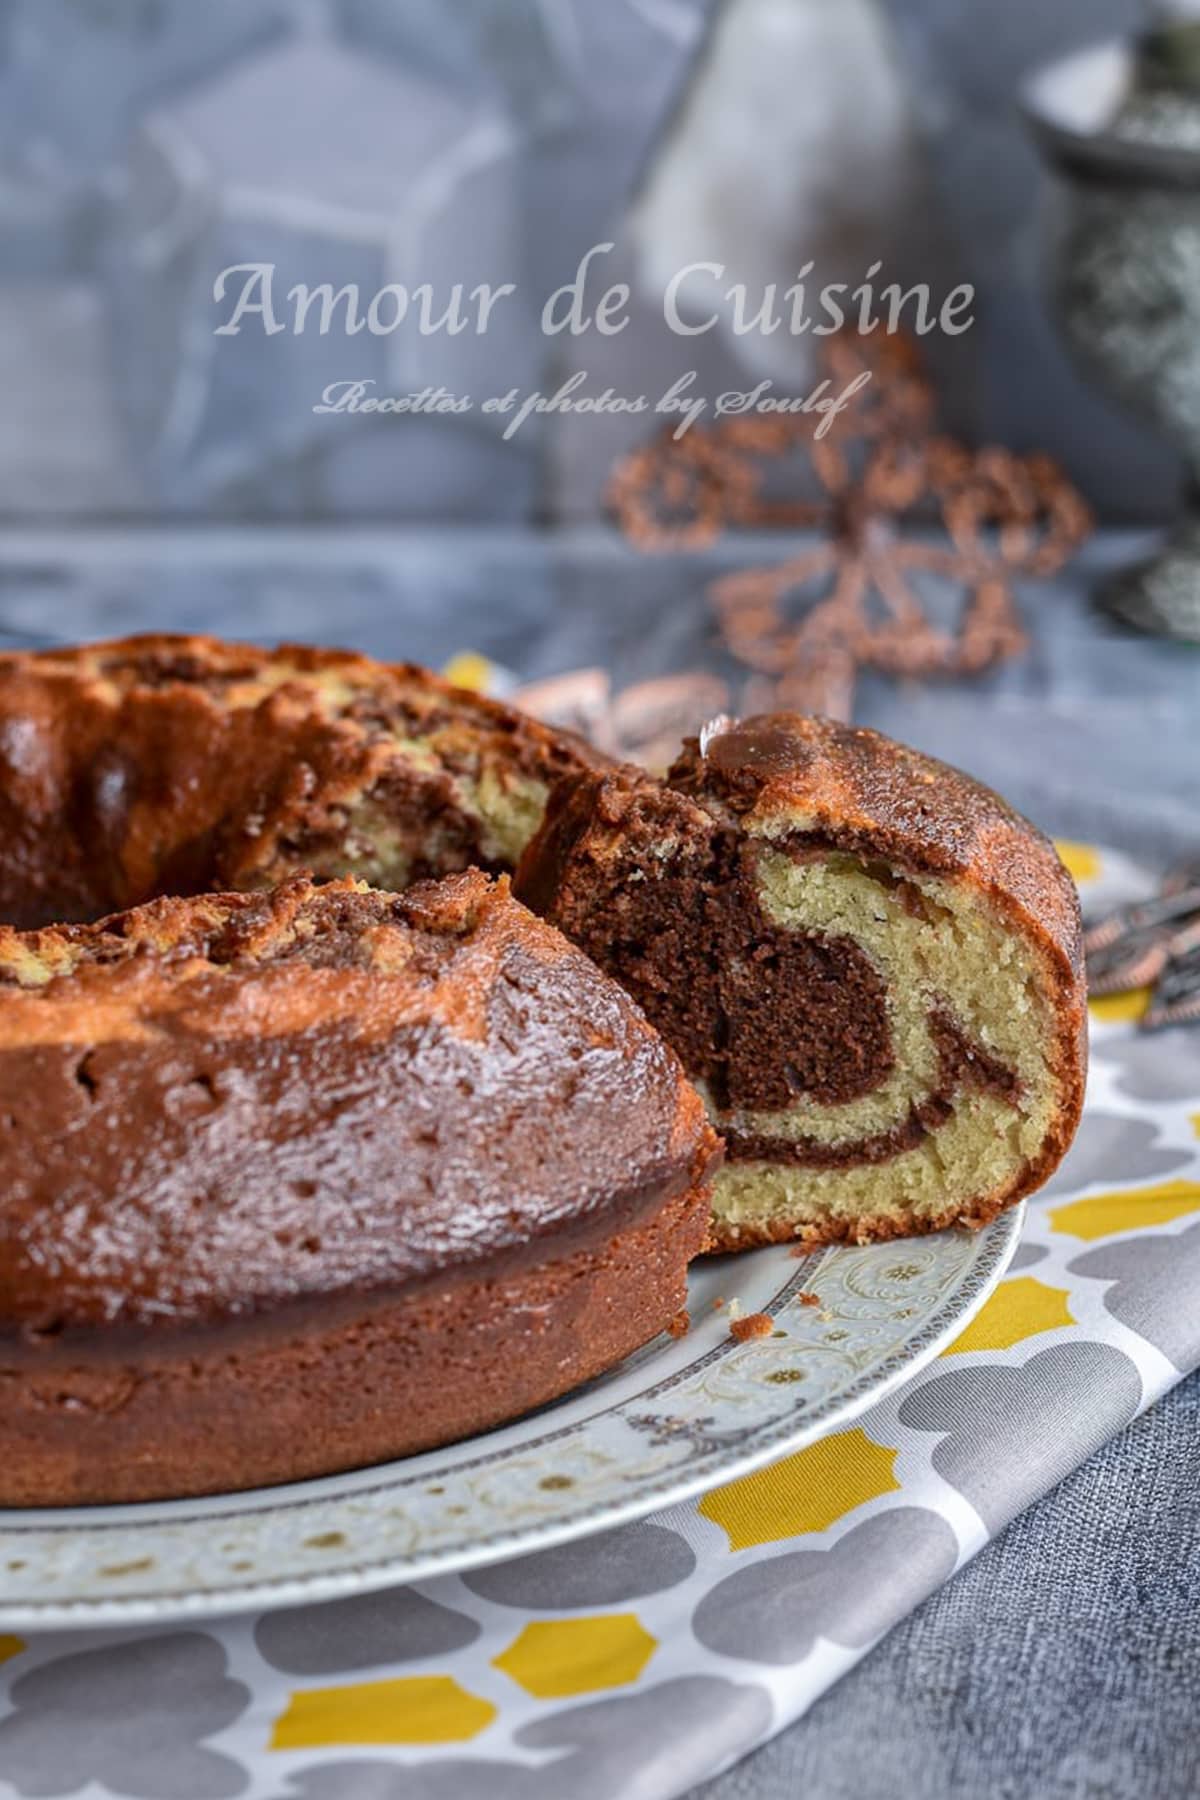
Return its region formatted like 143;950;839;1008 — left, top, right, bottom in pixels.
730;1312;773;1343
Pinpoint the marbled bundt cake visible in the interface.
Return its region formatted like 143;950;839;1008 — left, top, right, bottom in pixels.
0;633;1085;1505
516;713;1087;1250
0;873;718;1504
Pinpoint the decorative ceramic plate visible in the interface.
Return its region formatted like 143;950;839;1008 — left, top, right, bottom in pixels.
0;1211;1021;1629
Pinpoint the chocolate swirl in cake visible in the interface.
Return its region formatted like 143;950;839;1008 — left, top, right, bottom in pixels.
517;713;1087;1250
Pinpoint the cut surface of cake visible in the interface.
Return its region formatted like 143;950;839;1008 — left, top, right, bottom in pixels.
516;713;1087;1249
0;872;718;1504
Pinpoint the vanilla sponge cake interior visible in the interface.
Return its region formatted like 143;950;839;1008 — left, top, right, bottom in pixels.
515;713;1088;1249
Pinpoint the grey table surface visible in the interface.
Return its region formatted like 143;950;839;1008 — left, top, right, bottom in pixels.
0;520;1196;1798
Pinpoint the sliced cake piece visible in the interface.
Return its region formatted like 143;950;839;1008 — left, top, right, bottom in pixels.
516;713;1087;1249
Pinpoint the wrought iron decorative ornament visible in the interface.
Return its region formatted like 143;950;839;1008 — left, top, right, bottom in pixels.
610;333;1091;718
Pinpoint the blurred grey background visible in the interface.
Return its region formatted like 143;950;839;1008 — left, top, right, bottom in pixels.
0;0;1177;525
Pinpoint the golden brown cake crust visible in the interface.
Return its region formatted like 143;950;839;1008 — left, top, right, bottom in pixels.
0;1186;709;1507
0;872;719;1502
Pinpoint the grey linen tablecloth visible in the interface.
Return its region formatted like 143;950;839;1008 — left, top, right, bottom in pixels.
0;524;1195;1800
